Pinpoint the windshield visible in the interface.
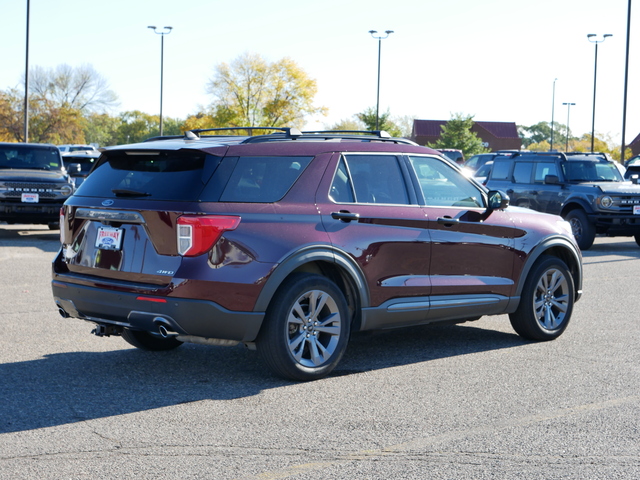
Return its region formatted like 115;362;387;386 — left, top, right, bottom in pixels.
0;145;63;171
563;161;623;183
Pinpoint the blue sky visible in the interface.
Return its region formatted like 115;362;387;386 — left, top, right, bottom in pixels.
1;0;636;144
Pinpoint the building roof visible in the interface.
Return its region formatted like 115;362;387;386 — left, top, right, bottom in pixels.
413;120;519;139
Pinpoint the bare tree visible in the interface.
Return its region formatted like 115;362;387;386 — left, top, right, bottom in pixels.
29;64;118;113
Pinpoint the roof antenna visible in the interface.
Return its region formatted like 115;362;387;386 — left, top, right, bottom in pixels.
184;130;199;141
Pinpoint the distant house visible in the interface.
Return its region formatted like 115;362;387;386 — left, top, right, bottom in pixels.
628;133;640;157
411;119;522;152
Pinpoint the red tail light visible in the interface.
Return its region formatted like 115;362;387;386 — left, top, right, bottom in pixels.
176;215;241;257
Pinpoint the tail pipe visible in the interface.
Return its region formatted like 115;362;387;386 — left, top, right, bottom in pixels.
153;317;179;338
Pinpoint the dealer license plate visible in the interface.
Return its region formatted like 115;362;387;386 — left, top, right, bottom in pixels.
634;205;640;215
95;226;123;251
21;193;39;203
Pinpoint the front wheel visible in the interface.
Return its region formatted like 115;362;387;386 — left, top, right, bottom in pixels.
565;209;595;250
257;273;350;381
510;255;574;341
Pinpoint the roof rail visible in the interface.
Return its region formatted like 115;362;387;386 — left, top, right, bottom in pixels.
190;127;302;137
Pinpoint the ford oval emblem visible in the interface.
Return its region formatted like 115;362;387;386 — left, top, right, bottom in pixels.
102;199;115;207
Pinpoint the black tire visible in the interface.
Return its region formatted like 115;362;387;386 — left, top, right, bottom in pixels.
257;273;350;381
634;234;640;247
121;328;183;351
510;255;574;341
565;209;595;250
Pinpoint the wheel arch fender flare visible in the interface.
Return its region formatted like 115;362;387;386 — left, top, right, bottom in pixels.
561;199;594;217
253;245;370;313
513;235;583;301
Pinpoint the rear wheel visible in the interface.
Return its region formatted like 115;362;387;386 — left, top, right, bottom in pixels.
510;255;574;341
565;209;595;250
121;328;183;351
257;273;350;381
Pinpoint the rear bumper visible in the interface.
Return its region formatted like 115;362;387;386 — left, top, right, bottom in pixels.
52;280;265;342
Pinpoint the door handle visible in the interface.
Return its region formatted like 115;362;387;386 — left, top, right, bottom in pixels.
437;217;459;225
331;211;360;222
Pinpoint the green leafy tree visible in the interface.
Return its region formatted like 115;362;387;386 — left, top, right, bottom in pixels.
356;107;402;136
206;53;326;127
519;121;568;150
427;113;489;158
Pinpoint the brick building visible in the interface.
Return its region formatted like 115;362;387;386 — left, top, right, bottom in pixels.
411;119;522;152
627;133;640;157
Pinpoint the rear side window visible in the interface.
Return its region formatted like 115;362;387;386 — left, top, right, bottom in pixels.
490;160;512;180
219;156;312;202
75;150;217;201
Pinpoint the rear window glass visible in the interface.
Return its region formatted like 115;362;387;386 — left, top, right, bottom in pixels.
219;156;312;203
74;150;217;201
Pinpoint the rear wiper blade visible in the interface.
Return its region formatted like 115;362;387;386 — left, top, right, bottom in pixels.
111;188;151;197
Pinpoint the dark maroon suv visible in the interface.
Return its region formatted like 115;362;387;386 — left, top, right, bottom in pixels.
52;129;583;381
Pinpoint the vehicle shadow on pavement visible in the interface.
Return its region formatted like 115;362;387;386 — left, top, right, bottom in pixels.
0;224;60;253
0;323;523;434
581;238;640;263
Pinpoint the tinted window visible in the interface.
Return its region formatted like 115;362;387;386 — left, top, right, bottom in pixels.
0;145;62;171
534;162;559;182
490;160;512;180
513;162;533;183
75;150;216;201
339;155;409;205
220;156;312;202
329;158;355;203
409;155;483;208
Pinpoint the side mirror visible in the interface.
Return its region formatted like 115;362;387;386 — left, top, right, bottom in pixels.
488;190;510;210
544;174;560;185
631;174;639;185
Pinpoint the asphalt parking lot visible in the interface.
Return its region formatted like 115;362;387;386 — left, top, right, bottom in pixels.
0;224;638;479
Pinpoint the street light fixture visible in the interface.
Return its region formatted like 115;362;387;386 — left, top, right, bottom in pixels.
369;29;394;130
563;102;575;152
587;33;612;152
148;25;173;136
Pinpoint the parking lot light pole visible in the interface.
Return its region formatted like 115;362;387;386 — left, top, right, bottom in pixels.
550;78;557;151
587;33;612;152
148;26;173;136
369;29;393;130
563;102;575;152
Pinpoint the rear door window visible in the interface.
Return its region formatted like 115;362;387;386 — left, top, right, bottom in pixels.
330;154;409;205
513;162;534;183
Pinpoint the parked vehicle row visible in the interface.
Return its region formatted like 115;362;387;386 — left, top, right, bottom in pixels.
481;152;640;250
0;142;76;229
51;128;582;381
